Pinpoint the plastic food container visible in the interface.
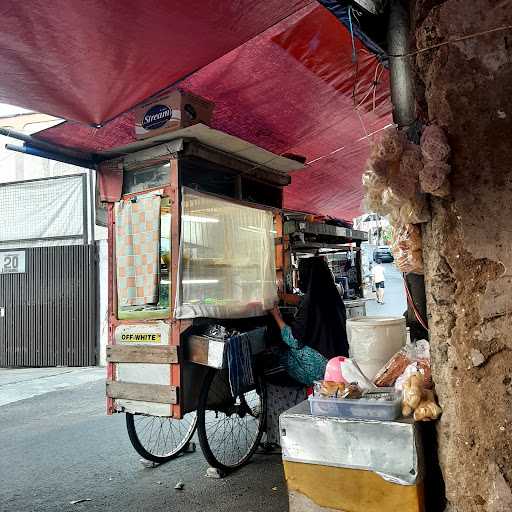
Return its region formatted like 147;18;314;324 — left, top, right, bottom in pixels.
308;392;402;421
347;316;407;380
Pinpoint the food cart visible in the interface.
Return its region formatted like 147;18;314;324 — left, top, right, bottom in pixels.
281;212;368;318
102;129;303;472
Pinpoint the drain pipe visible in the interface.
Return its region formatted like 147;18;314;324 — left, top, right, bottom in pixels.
388;0;416;130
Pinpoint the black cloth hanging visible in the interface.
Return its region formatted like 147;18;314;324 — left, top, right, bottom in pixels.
290;256;349;360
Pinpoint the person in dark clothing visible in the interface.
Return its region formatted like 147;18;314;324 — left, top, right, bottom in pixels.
265;257;349;449
281;256;350;360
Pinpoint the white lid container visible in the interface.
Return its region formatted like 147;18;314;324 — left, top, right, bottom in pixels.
347;316;407;380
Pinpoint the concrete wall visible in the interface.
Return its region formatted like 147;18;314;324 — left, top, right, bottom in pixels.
412;1;512;510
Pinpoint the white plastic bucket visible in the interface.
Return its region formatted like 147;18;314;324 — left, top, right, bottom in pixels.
347;316;407;380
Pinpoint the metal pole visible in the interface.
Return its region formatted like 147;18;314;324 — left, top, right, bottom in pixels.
82;174;89;245
388;0;415;129
0;127;92;161
5;143;96;169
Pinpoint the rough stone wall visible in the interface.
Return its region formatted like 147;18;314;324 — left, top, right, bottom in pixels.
411;1;512;510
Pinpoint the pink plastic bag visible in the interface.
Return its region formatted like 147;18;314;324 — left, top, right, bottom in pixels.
324;356;375;391
324;356;346;382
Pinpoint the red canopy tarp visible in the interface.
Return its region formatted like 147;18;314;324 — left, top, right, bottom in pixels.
2;2;391;220
0;0;310;124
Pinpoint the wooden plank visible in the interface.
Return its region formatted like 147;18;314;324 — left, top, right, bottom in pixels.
185;335;226;369
107;203;116;415
186;336;209;365
106;380;178;404
106;345;178;364
169;160;182;418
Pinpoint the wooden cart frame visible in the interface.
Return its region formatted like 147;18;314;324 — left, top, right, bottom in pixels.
102;137;294;471
105;139;290;417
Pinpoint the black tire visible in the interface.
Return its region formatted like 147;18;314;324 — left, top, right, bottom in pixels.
126;412;197;463
197;369;267;473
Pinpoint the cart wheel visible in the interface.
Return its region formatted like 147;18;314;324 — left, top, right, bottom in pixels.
126;412;197;464
197;369;267;472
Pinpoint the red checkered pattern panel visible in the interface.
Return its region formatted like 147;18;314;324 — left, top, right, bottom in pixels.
115;196;161;306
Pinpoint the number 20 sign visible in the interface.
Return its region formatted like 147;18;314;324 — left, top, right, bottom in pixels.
0;251;26;274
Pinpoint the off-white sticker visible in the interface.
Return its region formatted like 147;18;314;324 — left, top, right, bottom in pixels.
115;322;169;345
119;333;161;343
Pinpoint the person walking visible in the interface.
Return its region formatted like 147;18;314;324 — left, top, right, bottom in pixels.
372;258;385;304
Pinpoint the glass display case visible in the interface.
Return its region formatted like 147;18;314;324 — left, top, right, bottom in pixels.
176;188;278;319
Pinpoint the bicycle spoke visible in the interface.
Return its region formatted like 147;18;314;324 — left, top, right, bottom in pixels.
130;412;197;460
201;371;265;468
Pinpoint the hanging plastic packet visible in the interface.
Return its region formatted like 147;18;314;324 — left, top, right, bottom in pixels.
399;193;431;225
391;223;424;274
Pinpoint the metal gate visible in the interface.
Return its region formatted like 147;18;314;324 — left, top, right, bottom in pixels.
0;245;98;367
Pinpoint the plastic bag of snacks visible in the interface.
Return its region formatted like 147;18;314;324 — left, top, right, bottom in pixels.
363;189;385;215
399;193;430;225
362;168;387;191
388;146;421;200
394;250;423;274
401;373;424;417
420;161;451;197
382;186;404;212
373;347;411;387
374;341;432;389
391;223;424;274
420;125;451;163
401;373;442;421
414;389;442;421
372;127;407;162
395;361;431;391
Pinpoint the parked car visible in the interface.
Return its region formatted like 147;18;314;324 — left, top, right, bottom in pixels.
373;246;394;263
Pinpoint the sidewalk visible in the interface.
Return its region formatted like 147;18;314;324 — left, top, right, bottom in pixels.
0;367;105;407
364;262;407;317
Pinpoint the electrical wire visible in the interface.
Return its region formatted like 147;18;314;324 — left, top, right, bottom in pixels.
347;6;357;63
355;107;369;141
305;123;393;165
389;24;512;58
228;51;389;173
354;63;385;111
218;23;512;175
372;65;385;112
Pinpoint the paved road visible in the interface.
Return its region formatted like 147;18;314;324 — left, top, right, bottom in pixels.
0;378;287;512
0;261;406;512
365;262;407;317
